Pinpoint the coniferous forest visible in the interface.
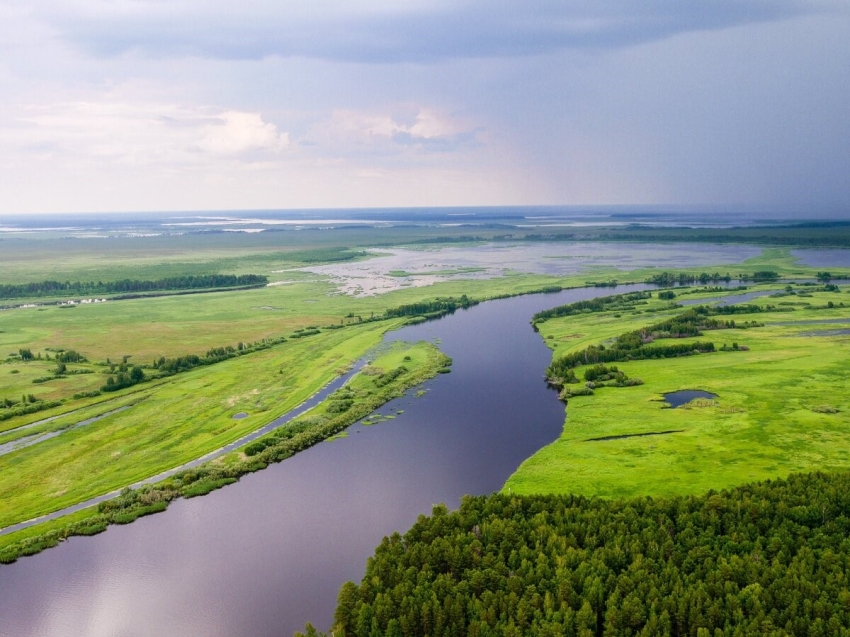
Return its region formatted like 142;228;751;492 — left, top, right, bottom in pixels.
323;472;850;637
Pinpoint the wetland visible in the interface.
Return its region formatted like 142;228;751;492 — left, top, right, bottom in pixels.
2;219;850;636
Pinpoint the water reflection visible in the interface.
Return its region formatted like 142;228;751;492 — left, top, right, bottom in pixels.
0;283;651;637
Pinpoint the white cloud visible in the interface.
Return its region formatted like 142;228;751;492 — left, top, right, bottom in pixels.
304;106;482;156
197;111;289;155
2;101;289;167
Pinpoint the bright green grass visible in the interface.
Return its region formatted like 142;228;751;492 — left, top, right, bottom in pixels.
505;286;850;498
0;359;105;402
0;271;619;363
0;340;447;559
0;320;400;529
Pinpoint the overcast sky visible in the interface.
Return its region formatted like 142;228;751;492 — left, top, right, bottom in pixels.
1;1;848;215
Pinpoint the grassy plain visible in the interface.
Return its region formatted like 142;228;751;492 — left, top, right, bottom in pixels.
0;320;404;529
506;285;850;498
0;340;447;561
1;226;849;550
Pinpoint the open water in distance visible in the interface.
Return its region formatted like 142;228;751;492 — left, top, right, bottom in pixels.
0;283;671;637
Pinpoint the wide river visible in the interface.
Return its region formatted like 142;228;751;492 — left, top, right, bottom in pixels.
0;283;662;636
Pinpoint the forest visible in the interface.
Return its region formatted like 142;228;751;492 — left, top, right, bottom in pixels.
0;274;268;299
320;471;850;637
384;295;478;319
532;292;652;324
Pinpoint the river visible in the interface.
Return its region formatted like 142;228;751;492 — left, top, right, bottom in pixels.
0;283;655;637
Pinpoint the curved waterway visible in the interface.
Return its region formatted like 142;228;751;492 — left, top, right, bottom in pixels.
0;284;654;637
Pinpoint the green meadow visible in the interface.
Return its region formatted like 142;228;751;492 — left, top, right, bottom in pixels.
0;320;399;529
0;340;448;562
506;284;850;498
2;225;850;559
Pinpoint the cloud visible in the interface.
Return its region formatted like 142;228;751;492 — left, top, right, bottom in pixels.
35;0;819;62
0;101;289;167
302;106;483;157
196;111;289;155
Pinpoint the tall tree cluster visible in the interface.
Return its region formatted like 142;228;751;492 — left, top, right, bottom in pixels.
326;472;850;637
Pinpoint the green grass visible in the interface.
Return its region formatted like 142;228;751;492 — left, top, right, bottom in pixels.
0;320;399;529
506;285;850;498
2;226;849;550
0;340;448;563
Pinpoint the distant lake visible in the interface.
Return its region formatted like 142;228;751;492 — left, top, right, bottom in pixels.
302;242;761;295
792;249;850;268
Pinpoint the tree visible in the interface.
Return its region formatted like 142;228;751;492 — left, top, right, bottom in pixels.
130;366;145;383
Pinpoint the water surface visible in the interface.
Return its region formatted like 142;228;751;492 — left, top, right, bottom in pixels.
303;242;760;296
0;283;652;637
664;390;718;408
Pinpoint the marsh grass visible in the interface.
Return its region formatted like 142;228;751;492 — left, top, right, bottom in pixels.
506;285;850;499
0;341;448;564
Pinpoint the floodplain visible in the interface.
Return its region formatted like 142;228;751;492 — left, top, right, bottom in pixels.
3;216;850;635
507;283;850;497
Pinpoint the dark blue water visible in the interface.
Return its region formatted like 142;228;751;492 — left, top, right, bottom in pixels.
664;390;718;408
0;284;652;637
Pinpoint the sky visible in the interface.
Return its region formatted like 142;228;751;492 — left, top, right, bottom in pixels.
0;0;848;215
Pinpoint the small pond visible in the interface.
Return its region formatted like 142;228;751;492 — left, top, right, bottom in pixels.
664;390;718;408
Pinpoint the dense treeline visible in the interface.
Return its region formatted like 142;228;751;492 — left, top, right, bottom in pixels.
102;366;145;392
0;274;268;300
645;271;779;286
646;272;732;286
384;295;478;319
532;292;653;324
742;271;780;282
0;399;62;422
548;341;716;381
322;471;850;637
55;349;86;363
151;336;288;376
511;223;850;247
545;304;764;383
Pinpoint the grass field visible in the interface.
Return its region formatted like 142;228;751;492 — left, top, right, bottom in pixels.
2;226;850;554
505;284;850;498
0;339;449;562
0;320;400;529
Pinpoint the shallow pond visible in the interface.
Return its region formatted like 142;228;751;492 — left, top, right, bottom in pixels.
664;390;718;408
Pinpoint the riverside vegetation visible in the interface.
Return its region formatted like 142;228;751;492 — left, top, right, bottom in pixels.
3;224;850;632
0;341;448;563
317;282;850;637
506;283;850;498
313;472;850;637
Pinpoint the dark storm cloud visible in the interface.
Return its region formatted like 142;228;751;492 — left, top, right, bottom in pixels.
49;0;814;62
